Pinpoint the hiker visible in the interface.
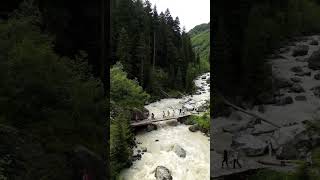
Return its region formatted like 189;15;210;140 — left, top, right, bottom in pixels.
151;113;155;120
179;109;182;115
167;110;170;117
163;111;166;118
221;150;229;168
306;151;312;166
267;140;272;157
233;151;242;168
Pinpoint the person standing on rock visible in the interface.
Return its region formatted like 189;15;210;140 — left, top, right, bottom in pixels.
163;111;166;118
179;109;182;115
151;113;155;120
221;150;229;168
267;140;272;157
167;110;170;117
233;151;242;169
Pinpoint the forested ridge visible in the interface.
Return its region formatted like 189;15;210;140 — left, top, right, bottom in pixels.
189;22;210;73
213;0;320;106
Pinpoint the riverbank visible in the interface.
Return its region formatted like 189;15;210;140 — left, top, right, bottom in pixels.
211;35;320;178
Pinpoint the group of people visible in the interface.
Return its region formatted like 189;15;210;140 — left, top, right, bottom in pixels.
221;150;242;169
162;109;185;118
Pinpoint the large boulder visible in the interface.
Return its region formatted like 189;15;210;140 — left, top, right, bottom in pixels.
222;123;248;133
171;144;186;158
166;120;179;127
155;166;172;180
311;86;320;98
310;39;319;45
292;45;309;57
314;73;320;80
290;83;305;93
232;134;267;156
308;49;320;70
290;77;302;83
131;108;149;121
295;95;307;101
290;66;303;73
274;77;293;89
189;124;199;132
146;124;157;132
276;96;293;105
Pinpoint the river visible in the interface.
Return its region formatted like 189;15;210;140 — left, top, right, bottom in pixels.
119;72;210;180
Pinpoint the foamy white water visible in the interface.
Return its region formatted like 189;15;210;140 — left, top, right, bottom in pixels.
119;73;210;180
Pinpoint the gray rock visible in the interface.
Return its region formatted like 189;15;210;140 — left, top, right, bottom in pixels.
274;77;293;89
232;134;267;156
290;66;303;73
257;92;275;104
295;95;307;101
290;83;305;93
291;77;302;83
166;120;179;127
308;49;320;70
296;57;306;62
311;86;320;97
141;147;147;152
222;123;248;133
155;166;172;180
314;73;320;80
292;45;309;56
147;124;157;132
310;39;319;45
171;144;186;158
189;124;199;132
276;96;293;105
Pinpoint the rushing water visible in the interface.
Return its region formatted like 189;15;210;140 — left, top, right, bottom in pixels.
119;72;210;180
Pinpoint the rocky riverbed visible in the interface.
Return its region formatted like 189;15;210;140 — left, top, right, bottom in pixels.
211;35;320;178
120;73;210;180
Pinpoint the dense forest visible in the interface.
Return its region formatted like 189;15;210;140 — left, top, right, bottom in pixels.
0;1;107;180
213;0;320;106
109;0;208;179
190;22;210;73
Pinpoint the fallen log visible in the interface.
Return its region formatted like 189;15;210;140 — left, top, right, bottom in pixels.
220;95;281;128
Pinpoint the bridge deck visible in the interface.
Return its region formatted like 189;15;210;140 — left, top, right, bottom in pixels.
131;113;192;127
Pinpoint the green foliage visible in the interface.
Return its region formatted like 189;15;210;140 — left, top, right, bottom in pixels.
110;62;150;179
0;2;105;179
189;113;210;132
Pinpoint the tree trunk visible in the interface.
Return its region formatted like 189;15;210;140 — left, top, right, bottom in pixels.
153;31;156;71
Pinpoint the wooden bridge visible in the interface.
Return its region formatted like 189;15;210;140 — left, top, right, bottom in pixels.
130;113;192;127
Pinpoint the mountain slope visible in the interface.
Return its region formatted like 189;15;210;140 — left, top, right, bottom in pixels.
189;22;210;72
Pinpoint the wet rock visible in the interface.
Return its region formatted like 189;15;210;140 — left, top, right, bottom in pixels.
314;73;320;80
311;86;320;97
189;124;199;132
276;96;293;105
295;95;307;101
310;39;319;45
274;77;293;89
155;139;159;142
308;49;320;70
171;144;186;158
146;124;157;132
257;92;275;104
132;154;142;161
290;83;305;93
290;77;302;83
155;166;172;180
292;45;309;57
166;120;179;127
290;66;303;73
141;147;147;152
131;107;149;121
232;134;267;156
223;123;248;133
296;57;306;62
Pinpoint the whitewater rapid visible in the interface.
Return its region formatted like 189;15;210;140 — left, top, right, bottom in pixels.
119;73;210;180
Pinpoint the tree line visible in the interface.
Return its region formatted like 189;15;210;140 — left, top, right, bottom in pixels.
111;0;203;100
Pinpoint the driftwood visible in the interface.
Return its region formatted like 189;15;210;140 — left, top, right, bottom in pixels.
219;95;281;128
